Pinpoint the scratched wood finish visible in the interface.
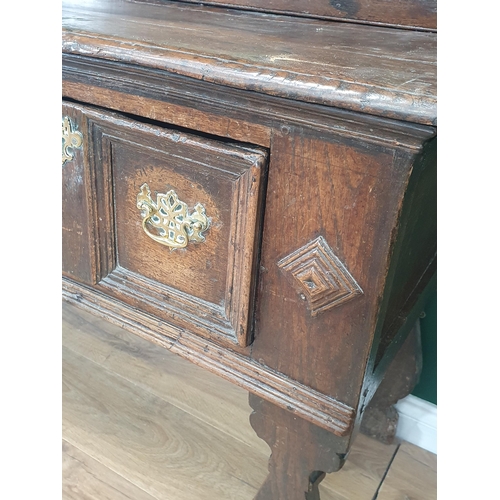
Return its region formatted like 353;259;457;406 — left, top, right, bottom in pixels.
62;85;436;416
62;55;434;152
63;80;272;148
63;300;412;500
62;0;436;126
61;98;436;499
63;277;358;437
161;0;437;30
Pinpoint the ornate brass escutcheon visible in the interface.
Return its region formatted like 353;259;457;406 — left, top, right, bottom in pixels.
137;183;210;249
62;116;83;166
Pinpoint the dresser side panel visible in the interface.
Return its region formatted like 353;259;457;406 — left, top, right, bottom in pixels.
252;130;416;408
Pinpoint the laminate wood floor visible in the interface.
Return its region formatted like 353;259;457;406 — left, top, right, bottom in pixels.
62;301;437;500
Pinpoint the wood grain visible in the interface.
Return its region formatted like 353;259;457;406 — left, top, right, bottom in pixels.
62;81;272;148
62;0;436;125
62;0;438;495
64;277;357;436
376;441;437;500
63;346;267;500
63;301;427;500
62;91;436;462
249;393;348;499
62;300;267;452
157;0;437;30
62;440;157;500
252;131;417;407
63;56;435;153
62;100;267;347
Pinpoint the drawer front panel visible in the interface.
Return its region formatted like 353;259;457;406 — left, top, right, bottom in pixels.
63;102;268;347
112;140;234;306
62;103;97;285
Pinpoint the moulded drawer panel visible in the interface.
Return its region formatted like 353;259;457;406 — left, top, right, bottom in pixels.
62;102;268;348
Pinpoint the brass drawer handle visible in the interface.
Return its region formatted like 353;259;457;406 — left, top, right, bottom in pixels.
137;183;210;249
62;116;83;166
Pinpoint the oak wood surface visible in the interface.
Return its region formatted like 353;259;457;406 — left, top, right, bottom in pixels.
157;0;437;30
62;301;435;500
62;0;436;125
63;300;397;496
252;131;419;407
62;299;265;451
63;80;273;148
63;277;357;437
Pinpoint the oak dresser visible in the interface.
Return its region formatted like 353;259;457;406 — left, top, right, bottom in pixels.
62;1;437;498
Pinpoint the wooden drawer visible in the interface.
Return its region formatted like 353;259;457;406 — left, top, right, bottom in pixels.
62;103;94;284
62;101;268;347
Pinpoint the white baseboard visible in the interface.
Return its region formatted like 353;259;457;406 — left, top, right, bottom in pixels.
394;395;437;454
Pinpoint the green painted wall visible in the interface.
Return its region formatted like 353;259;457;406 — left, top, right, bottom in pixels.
411;286;437;405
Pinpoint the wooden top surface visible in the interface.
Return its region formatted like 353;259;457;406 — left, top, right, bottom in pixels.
160;0;437;30
62;0;437;126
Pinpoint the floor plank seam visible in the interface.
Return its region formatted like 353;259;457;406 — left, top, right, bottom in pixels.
401;449;437;471
62;437;163;500
63;439;144;500
371;442;400;500
227;471;260;492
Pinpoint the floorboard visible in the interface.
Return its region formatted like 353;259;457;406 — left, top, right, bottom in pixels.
62;301;436;500
376;441;437;500
62;440;158;500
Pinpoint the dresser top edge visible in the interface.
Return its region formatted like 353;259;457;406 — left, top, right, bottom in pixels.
62;0;437;126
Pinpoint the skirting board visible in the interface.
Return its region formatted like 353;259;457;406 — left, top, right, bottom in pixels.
395;395;437;454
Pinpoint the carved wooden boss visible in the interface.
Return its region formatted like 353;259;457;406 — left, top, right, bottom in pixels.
62;0;436;498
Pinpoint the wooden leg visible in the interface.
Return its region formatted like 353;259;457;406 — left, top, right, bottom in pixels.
360;321;423;444
249;394;348;500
